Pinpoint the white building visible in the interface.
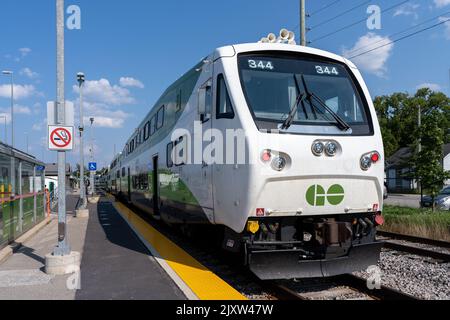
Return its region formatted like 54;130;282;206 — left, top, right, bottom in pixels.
444;144;450;185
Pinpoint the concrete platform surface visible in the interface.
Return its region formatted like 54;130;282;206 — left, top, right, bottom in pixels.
0;194;186;300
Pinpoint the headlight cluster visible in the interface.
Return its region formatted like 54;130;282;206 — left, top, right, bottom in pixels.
360;151;381;171
312;141;340;157
261;149;290;172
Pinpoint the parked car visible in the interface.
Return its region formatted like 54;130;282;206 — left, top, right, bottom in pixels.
421;186;450;210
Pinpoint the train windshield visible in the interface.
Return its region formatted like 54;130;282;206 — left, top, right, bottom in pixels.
238;54;373;135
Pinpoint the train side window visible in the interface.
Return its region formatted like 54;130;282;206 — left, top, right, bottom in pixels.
167;142;174;168
174;136;187;166
143;121;150;141
198;80;212;123
157;106;165;130
216;74;235;119
150;116;156;136
122;168;126;177
176;90;182;112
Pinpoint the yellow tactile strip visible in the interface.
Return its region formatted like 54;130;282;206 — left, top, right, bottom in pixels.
112;200;247;301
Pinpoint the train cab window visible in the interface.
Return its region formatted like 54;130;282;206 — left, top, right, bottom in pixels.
143;121;150;141
167;142;174;168
150;116;156;136
216;75;235;119
157;106;165;130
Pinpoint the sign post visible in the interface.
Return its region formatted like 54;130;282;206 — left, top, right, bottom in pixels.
45;0;81;277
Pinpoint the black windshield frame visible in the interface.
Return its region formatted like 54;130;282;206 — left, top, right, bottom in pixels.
237;51;374;136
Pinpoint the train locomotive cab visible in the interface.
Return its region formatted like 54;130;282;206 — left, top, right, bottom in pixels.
210;44;385;280
110;42;385;280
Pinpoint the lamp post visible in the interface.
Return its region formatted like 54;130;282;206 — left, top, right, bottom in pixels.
1;70;14;148
89;117;95;196
77;72;87;208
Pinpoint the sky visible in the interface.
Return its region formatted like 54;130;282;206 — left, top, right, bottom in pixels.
0;0;449;169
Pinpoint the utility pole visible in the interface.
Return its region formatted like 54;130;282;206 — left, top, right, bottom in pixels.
418;104;423;207
54;0;70;256
77;72;87;209
300;0;307;46
89;117;95;196
45;0;81;276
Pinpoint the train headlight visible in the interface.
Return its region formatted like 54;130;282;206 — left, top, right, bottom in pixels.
271;156;287;171
360;155;372;171
325;142;338;157
312;142;325;157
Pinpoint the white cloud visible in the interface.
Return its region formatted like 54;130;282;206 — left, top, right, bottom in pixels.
75;100;131;129
439;16;450;39
0;113;11;124
394;3;420;18
20;68;39;79
14;104;32;115
119;77;144;89
32;123;43;131
416;83;442;91
73;78;135;105
84;116;125;129
0;84;37;100
342;33;394;77
19;48;31;57
435;0;450;8
0;104;31;116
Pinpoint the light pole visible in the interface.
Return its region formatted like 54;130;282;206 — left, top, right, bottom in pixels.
77;72;87;208
0;116;7;144
89;117;95;196
2;70;14;148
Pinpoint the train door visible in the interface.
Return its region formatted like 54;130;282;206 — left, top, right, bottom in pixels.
212;61;239;223
127;168;131;202
152;155;160;216
198;76;214;221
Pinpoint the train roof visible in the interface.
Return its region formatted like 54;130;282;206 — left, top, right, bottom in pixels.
212;43;358;69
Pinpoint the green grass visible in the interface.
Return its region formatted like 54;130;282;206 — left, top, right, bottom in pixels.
382;206;450;241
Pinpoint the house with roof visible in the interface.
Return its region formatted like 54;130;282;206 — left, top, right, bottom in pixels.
385;143;450;193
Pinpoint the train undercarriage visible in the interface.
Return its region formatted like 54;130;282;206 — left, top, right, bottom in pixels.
223;213;384;280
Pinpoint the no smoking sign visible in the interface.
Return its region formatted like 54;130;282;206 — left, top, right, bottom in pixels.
48;126;74;151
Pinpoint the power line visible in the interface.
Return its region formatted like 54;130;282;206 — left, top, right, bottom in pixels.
345;11;450;56
348;17;450;59
310;0;371;30
309;0;343;17
311;0;411;43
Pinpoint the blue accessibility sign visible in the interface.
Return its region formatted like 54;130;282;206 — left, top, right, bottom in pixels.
36;165;46;171
89;162;97;171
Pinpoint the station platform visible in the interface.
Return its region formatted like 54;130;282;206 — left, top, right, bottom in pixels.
0;192;246;300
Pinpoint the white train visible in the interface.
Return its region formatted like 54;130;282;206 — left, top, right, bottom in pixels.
107;40;385;280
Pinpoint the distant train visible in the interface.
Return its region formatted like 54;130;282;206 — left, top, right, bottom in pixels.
106;38;385;280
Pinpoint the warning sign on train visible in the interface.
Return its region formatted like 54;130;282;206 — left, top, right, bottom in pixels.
48;126;74;151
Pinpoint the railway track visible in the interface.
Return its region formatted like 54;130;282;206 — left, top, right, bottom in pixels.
378;231;450;262
108;193;426;301
265;275;419;301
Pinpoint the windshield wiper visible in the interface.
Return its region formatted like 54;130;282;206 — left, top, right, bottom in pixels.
299;75;351;132
281;92;307;130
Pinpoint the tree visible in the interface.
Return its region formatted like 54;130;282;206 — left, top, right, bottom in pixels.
374;88;450;158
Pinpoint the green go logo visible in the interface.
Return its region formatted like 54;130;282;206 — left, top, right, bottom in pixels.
306;184;345;206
